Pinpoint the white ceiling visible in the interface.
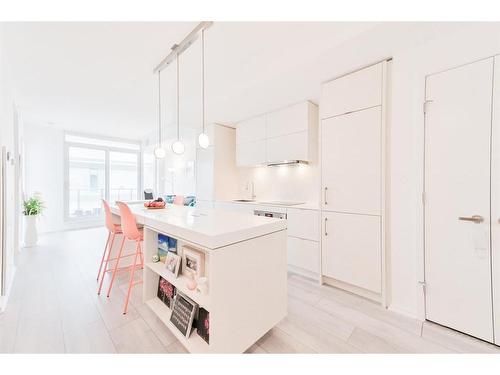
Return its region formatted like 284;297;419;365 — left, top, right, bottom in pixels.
1;22;466;140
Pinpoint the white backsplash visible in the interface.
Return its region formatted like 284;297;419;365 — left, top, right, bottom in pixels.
236;162;319;204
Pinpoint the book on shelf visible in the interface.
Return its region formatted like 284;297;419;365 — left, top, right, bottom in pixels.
157;276;177;309
196;308;210;344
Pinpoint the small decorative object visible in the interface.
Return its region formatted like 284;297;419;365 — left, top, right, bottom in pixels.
22;192;45;247
165;252;181;277
196;277;208;295
170;292;198;338
181;246;205;278
157;277;176;309
152;254;160;263
197;308;210;344
186;274;197;291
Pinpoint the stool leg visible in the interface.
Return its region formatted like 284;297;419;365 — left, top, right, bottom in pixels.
98;232;116;295
97;232;111;281
138;242;144;267
123;241;140;314
107;236;126;298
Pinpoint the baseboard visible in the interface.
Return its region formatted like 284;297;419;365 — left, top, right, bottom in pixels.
287;265;319;281
387;303;419;320
322;275;381;304
0;265;16;313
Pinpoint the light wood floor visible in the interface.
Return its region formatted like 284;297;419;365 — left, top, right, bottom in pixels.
1;227;499;353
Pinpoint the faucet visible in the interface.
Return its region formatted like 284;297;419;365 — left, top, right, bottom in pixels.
246;181;256;200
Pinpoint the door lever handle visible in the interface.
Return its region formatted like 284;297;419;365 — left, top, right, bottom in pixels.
458;215;484;224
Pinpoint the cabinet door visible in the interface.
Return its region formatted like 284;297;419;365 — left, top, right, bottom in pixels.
321;62;382;119
266;131;308;163
267;102;310;138
236;115;266;144
322;211;381;293
321;106;381;215
287;237;319;273
493;55;500;346
236;140;266;167
287;208;319;240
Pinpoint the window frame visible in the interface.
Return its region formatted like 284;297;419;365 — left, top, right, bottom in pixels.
63;131;142;223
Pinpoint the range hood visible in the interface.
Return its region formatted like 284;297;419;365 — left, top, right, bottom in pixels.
267;160;309;167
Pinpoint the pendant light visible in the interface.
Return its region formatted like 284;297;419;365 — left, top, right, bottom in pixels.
171;52;185;155
198;29;210;149
154;71;166;159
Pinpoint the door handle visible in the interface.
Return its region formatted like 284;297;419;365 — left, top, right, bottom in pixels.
324;217;328;236
324;187;328;205
458;215;484;224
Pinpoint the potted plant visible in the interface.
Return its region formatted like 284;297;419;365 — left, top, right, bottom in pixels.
22;193;45;247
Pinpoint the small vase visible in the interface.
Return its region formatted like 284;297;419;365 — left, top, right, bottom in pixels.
23;215;38;247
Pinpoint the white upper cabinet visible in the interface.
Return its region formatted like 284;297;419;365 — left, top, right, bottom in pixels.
266;131;308;163
236;115;266;144
236;140;266;167
236;101;318;166
267;101;310;138
321;62;383;119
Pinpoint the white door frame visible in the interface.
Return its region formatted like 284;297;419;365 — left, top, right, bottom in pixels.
419;54;500;322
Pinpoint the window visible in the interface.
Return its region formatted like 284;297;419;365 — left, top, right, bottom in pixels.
64;133;141;221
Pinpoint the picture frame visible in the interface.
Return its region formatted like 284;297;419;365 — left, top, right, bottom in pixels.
170;292;198;338
165;252;181;278
181;246;205;278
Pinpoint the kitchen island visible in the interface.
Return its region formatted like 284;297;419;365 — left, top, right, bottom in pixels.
110;202;287;353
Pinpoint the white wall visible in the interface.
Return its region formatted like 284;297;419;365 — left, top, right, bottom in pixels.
388;24;500;318
0;26;19;308
23;123;65;233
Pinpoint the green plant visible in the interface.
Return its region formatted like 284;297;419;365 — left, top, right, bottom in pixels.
23;194;45;216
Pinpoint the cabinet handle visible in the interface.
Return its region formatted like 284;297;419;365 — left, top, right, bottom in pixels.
324;217;328;236
458;215;484;224
324;187;328;205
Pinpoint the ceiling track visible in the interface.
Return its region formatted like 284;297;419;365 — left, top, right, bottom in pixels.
153;21;213;74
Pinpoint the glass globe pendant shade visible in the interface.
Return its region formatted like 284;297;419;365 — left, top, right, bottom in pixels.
171;140;185;155
154;146;166;159
198;133;210;149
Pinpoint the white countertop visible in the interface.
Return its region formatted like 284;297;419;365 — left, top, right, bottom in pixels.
110;203;286;250
218;200;320;210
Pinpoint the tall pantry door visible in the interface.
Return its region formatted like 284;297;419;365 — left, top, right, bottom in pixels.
492;56;500;344
424;57;494;342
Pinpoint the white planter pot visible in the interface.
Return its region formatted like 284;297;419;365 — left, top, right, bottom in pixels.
23;215;38;247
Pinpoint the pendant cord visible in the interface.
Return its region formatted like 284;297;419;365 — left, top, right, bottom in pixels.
201;29;205;134
176;52;180;141
157;71;161;146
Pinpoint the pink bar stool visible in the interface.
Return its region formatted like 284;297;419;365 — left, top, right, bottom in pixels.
97;200;138;295
107;201;144;314
173;195;185;205
97;200;122;285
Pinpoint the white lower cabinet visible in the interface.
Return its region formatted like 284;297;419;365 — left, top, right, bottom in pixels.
321;211;381;294
287;208;319;240
287;236;319;275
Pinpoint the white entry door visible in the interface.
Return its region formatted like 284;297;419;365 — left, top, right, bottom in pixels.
424;58;494;342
